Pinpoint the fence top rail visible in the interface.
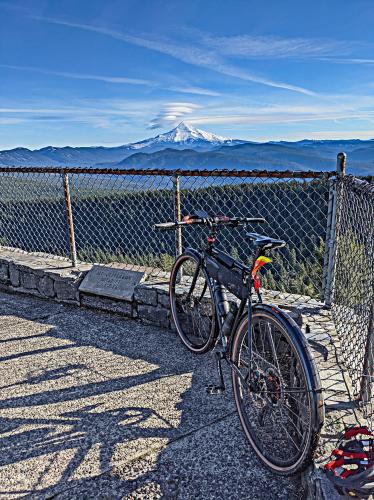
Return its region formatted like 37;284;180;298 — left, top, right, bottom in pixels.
0;165;336;179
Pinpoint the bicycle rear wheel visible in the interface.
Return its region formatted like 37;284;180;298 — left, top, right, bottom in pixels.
170;252;218;353
231;306;323;475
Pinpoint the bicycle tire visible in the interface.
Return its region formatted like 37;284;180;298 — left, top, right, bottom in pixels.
231;305;323;475
170;252;218;353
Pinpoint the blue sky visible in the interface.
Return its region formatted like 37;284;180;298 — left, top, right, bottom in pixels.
0;0;374;149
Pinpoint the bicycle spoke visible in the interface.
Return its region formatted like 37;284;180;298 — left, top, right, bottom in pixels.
233;311;316;472
283;391;310;412
266;322;283;378
171;255;216;352
277;420;301;452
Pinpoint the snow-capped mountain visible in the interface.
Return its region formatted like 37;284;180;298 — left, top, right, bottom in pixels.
0;123;373;175
127;122;241;151
0;122;243;167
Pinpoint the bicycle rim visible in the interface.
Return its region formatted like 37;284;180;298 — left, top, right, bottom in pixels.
231;311;316;474
170;253;217;353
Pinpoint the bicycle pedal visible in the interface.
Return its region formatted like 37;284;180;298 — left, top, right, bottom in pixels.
206;384;225;395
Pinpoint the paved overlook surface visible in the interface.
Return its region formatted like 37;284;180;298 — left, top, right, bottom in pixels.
0;291;303;499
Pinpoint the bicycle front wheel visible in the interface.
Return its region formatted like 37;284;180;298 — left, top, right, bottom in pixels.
170;252;218;353
231;305;323;475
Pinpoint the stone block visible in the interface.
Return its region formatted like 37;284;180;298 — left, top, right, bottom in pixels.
20;271;38;290
158;292;170;308
132;304;138;319
152;282;169;294
9;263;20;287
54;279;79;303
81;293;133;317
0;283;43;298
134;285;158;306
137;304;169;327
0;262;9;283
37;275;55;298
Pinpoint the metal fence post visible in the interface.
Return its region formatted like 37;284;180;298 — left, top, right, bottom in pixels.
62;171;77;267
173;174;182;257
322;180;335;301
360;302;374;408
323;152;346;306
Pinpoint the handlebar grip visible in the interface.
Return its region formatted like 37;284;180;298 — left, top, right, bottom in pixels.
154;222;178;231
244;218;266;223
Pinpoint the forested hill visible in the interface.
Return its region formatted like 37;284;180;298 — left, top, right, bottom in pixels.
0;174;329;298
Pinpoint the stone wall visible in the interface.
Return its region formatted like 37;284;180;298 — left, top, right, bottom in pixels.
0;248;319;329
0;249;173;328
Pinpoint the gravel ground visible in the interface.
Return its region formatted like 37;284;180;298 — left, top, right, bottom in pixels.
0;290;303;499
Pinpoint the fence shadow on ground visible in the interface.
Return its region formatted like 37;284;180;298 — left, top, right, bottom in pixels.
0;292;302;498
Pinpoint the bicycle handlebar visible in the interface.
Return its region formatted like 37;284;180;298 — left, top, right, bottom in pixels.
154;216;266;231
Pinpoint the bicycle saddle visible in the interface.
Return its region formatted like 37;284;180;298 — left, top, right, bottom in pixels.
246;232;286;250
187;210;210;220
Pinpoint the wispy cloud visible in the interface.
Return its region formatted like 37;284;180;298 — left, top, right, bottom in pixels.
318;57;374;65
1;64;152;86
187;112;374;127
0;1;33;14
0;98;200;131
147;98;374;130
0;117;25;125
2;93;373;135
149;102;201;129
1;64;222;98
2;95;374;147
31;16;316;96
196;32;354;59
292;130;374;140
165;85;220;97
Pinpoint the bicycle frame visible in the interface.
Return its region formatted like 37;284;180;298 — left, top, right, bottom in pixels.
184;231;265;361
163;217;323;473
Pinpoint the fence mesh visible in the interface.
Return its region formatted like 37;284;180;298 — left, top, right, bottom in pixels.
0;168;331;301
69;173;175;271
178;174;329;299
331;175;374;422
0;165;373;425
0;171;68;258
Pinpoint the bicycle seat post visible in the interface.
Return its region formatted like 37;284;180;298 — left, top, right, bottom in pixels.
205;222;218;252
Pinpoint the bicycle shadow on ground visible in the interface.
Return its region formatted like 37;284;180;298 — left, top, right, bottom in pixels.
0;291;302;499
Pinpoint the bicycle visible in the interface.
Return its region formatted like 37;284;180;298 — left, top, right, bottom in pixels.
155;211;324;475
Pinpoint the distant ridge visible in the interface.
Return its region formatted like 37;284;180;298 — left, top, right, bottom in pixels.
0;122;373;175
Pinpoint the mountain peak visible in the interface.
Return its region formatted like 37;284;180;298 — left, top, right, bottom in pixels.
125;121;234;152
174;121;194;131
159;121;229;144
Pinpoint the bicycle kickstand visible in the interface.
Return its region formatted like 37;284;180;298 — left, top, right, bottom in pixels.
206;351;226;395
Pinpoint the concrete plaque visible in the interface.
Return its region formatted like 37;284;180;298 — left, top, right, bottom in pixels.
79;265;145;300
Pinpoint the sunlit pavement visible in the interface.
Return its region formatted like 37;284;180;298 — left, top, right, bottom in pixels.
0;291;302;499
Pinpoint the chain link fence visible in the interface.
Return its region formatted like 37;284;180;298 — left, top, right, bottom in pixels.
0;167;332;300
331;175;374;422
0;170;68;258
0;163;373;427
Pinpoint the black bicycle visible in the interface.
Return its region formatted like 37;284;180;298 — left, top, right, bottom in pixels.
155;211;324;475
